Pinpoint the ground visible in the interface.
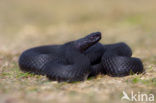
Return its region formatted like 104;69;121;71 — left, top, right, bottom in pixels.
0;0;156;103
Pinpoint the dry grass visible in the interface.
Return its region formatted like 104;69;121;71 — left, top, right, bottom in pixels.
0;0;156;103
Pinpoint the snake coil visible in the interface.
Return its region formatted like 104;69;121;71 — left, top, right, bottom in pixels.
19;32;144;82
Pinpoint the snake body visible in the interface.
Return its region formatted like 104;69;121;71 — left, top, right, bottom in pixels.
19;32;144;82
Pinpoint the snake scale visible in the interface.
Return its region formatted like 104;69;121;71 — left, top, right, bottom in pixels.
19;32;144;82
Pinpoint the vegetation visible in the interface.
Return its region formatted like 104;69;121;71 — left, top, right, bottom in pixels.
0;0;156;103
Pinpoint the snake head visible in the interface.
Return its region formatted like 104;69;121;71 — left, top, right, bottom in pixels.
74;32;101;52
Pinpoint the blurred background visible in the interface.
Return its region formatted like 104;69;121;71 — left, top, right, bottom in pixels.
0;0;156;51
0;0;156;103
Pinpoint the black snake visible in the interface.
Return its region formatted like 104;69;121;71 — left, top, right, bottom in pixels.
19;32;144;82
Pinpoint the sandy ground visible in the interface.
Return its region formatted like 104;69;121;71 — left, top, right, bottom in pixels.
0;0;156;103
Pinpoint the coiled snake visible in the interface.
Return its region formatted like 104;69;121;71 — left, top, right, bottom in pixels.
19;32;144;82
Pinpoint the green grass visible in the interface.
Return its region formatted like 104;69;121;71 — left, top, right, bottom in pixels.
0;0;156;103
129;77;156;86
